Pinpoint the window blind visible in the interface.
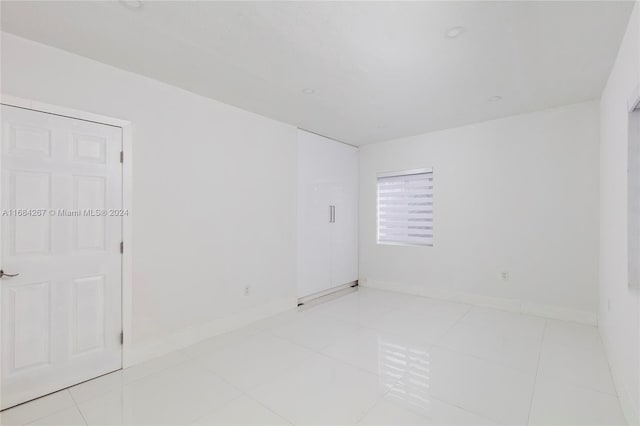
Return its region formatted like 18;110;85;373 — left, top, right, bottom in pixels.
377;169;433;246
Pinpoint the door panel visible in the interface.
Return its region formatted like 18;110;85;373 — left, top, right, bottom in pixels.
73;134;107;163
8;124;52;157
327;141;358;287
6;281;51;372
297;132;332;298
73;175;107;251
9;171;52;255
71;275;106;356
1;105;122;409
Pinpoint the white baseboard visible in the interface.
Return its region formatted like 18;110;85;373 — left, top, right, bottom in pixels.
123;297;297;367
360;279;598;325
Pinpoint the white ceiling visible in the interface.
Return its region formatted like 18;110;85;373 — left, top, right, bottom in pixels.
1;1;634;145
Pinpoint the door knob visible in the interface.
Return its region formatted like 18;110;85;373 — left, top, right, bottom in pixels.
0;270;19;278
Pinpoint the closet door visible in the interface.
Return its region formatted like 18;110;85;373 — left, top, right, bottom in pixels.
297;130;358;299
329;142;358;287
297;132;332;298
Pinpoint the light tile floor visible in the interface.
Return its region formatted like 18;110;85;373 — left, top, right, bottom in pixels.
0;288;627;426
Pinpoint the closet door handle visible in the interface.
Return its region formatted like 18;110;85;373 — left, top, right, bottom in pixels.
329;205;333;223
332;205;336;223
0;270;19;278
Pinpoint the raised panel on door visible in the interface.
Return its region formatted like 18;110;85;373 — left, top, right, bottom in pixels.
71;275;106;356
8;170;52;255
73;175;107;251
8;124;52;158
1;105;122;410
73;133;107;164
3;281;52;374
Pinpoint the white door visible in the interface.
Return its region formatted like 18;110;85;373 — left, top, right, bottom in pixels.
297;132;333;298
0;105;123;410
328;141;358;288
297;130;358;299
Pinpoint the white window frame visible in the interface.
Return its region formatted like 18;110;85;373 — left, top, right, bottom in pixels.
376;167;434;247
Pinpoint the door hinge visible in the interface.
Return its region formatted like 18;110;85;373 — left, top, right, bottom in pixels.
120;151;124;163
120;241;124;253
120;331;124;345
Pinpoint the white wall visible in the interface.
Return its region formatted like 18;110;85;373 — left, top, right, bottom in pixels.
599;2;640;424
359;101;600;323
0;33;298;363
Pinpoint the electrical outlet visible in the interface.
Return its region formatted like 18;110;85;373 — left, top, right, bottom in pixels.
501;271;509;281
244;285;250;296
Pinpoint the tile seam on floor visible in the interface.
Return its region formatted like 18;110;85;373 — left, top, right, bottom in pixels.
387;389;505;426
353;393;386;425
238;392;297;426
192;331;311;361
536;333;619;396
67;389;89;426
386;372;510;426
244;351;385;426
75;362;240;426
69;354;192;407
12;390;77;426
430;303;475;344
321;351;394;422
316;329;531;395
242;393;296;426
596;325;622;399
185;392;246;426
321;299;548;417
122;352;193;383
534;376;621;398
336;330;509;426
185;359;245;392
267;323;363;353
353;363;398;425
408;304;546;376
191;343;315;424
319;350;384;380
178;367;246;426
183;327;265;360
428;341;539;378
195;347;317;394
315;304;397;328
427;394;505;426
526;319;548;425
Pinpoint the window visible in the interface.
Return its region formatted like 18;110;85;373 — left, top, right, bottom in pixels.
377;168;433;246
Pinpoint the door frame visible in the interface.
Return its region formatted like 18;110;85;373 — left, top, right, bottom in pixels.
0;93;135;370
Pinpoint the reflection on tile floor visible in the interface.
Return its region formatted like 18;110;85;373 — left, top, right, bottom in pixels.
0;288;627;425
